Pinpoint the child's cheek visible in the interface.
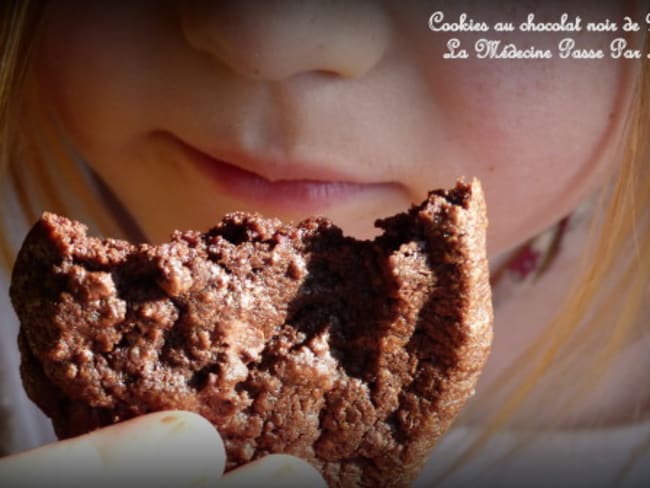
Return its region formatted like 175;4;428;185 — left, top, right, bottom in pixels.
424;40;630;252
440;55;621;172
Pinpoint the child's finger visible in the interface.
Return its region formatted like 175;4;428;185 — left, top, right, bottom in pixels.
220;454;327;488
0;410;225;488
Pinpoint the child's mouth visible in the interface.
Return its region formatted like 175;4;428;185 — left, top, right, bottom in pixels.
164;131;392;213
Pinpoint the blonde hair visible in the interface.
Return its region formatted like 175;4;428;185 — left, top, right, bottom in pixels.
1;0;129;267
0;1;39;265
438;40;650;483
2;0;650;479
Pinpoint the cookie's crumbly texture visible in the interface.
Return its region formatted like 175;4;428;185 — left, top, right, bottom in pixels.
10;180;492;487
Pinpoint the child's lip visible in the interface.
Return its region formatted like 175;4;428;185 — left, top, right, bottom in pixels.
164;131;395;213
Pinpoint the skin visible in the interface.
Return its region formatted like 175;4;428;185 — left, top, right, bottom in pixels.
0;411;326;486
22;0;650;475
33;1;636;250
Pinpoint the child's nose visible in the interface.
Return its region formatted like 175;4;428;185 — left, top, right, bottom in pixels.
180;0;391;80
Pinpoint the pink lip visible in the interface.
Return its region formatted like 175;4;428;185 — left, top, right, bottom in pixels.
164;132;388;213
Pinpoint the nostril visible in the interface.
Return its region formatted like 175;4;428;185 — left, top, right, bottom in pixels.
248;69;339;82
314;69;346;79
179;0;391;81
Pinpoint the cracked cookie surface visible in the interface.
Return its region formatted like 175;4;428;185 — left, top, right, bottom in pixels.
11;180;492;487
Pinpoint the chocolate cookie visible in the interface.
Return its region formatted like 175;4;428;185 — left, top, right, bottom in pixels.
10;180;492;487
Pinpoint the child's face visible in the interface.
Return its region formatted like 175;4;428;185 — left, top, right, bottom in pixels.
33;1;636;257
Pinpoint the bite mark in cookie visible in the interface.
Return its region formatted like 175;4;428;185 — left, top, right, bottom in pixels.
10;180;492;487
